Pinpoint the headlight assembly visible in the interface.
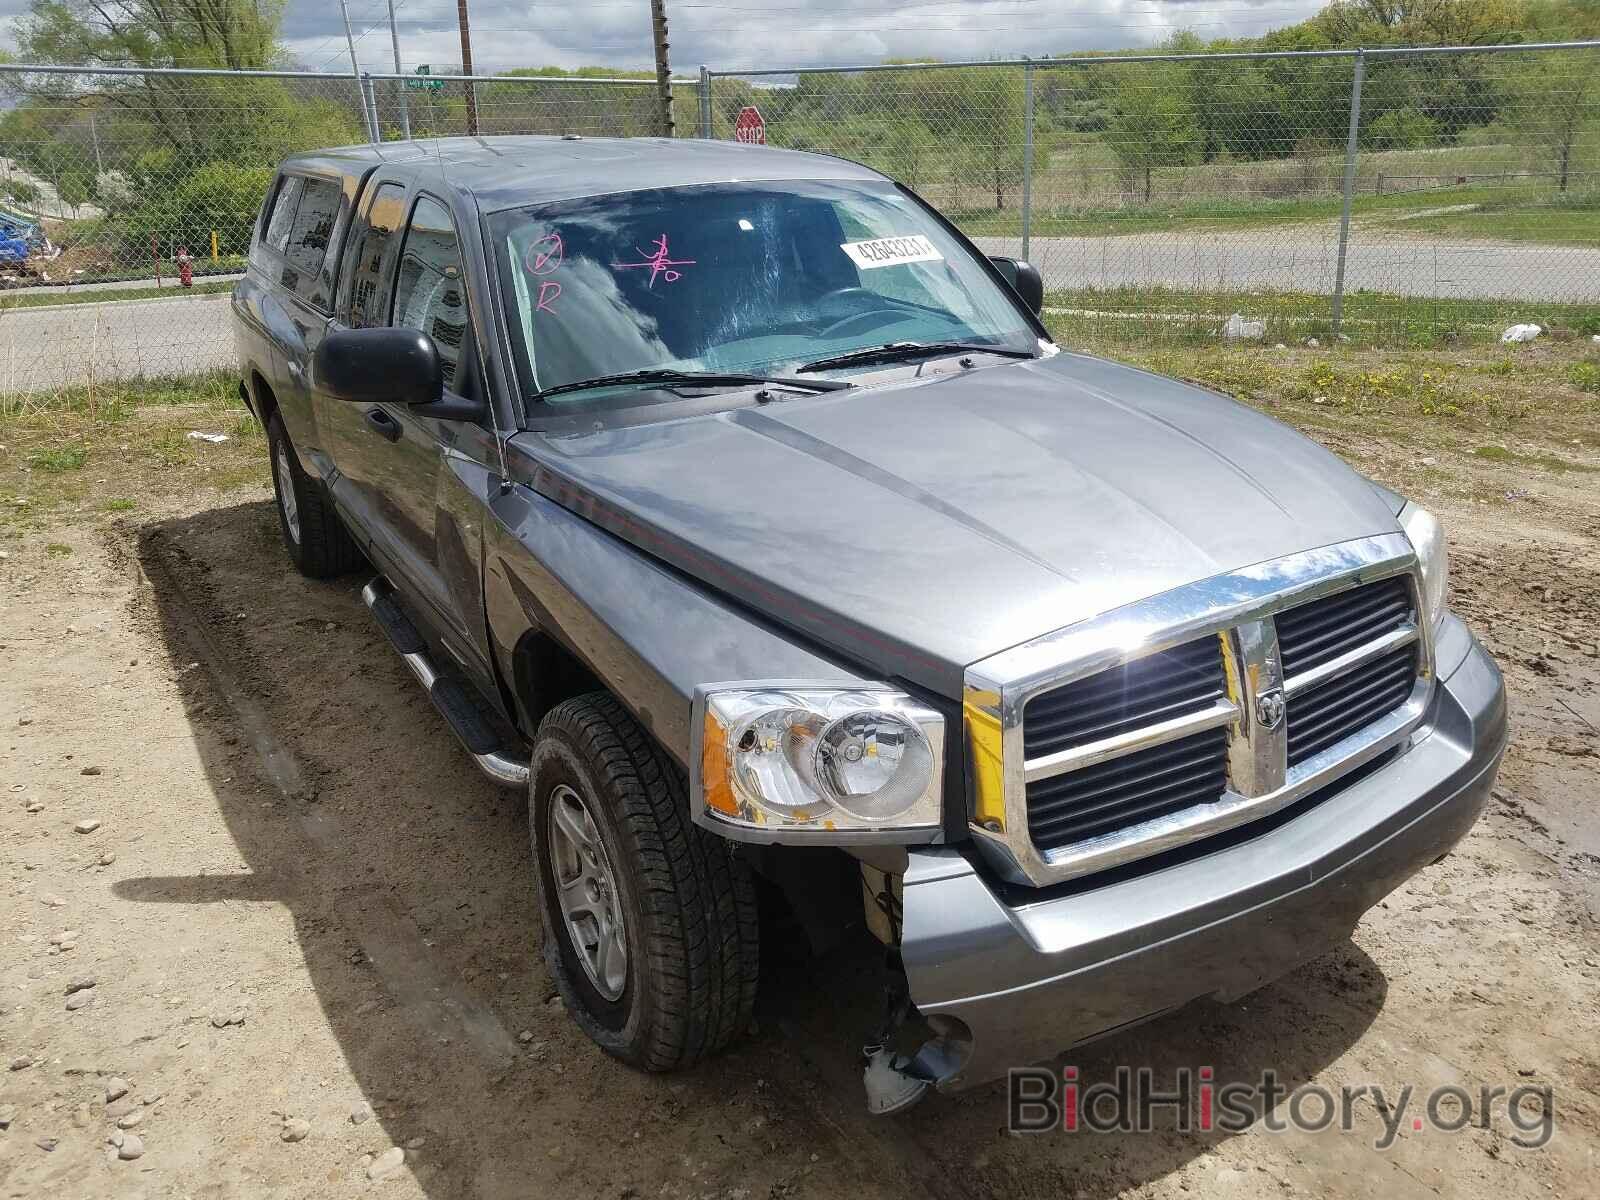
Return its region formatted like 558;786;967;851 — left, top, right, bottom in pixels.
1400;502;1449;632
693;686;944;841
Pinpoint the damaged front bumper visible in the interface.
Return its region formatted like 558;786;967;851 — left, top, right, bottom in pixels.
898;615;1506;1093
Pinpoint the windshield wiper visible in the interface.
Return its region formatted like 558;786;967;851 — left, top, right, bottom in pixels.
535;369;852;401
798;341;1036;374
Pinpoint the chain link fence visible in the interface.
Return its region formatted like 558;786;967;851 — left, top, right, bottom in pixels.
0;42;1596;392
0;65;693;391
708;41;1600;350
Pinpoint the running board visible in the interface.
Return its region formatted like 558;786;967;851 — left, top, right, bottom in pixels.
360;578;530;788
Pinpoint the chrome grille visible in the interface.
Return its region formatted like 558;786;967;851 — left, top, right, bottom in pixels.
965;535;1436;888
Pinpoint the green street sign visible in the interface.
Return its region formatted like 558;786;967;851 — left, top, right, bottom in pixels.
406;65;445;93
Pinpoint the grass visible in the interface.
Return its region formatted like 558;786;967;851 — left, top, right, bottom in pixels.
1397;190;1600;247
0;371;266;534
0;279;235;311
27;443;88;472
950;182;1600;244
1043;284;1600;351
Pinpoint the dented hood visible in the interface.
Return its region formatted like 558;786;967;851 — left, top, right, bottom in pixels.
507;351;1400;695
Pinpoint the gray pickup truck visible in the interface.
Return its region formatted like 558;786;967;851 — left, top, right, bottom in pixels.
232;136;1507;1113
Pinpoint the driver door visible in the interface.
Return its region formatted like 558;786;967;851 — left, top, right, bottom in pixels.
322;188;481;662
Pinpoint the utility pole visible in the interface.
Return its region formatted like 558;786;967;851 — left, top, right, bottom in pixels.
649;0;674;137
387;0;412;139
337;0;377;142
456;0;479;136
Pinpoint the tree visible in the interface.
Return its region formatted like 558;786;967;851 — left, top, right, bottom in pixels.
941;67;1039;211
15;0;281;71
1511;55;1600;191
1105;64;1202;201
1367;105;1440;148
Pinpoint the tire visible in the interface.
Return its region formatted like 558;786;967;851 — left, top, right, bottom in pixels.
265;411;363;579
529;692;759;1071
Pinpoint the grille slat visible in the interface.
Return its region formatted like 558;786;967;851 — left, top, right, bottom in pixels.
1280;577;1418;769
1029;738;1225;819
1023;638;1224;761
1031;760;1227;834
1025;724;1229;852
1277;577;1411;676
1287;645;1417;764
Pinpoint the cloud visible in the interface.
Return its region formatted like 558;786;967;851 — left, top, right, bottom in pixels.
283;0;1325;75
0;0;1325;73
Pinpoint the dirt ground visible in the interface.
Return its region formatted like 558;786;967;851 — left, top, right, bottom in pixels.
2;347;1599;1199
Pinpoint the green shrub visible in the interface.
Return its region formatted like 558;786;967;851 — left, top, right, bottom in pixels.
1569;360;1600;394
115;161;273;260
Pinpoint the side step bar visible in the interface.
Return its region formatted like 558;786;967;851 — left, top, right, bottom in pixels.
360;578;531;789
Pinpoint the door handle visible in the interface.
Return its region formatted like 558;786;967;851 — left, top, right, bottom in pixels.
364;407;402;443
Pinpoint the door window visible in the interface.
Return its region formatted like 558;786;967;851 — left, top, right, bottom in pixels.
340;182;407;329
393;196;468;390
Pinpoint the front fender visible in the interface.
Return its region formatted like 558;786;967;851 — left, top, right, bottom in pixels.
483;481;867;764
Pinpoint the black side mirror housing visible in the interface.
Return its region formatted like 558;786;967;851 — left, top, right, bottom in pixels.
315;327;445;409
987;256;1045;317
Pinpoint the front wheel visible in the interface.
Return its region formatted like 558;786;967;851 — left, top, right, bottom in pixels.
529;693;759;1070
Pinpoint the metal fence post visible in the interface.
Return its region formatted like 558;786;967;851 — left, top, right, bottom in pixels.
362;73;381;143
1331;48;1366;335
699;65;713;138
1021;58;1035;262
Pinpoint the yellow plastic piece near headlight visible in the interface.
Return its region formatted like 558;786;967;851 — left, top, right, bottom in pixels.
966;689;1006;833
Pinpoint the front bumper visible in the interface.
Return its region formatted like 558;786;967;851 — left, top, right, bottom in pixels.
900;616;1506;1092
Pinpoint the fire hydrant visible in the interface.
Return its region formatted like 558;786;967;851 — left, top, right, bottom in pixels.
176;247;193;288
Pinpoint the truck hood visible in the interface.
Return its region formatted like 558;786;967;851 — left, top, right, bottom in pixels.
507;351;1400;696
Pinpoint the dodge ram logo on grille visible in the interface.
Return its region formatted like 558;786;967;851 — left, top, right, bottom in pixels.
1255;688;1286;730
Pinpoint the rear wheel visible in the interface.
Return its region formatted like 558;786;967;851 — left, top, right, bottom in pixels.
529;693;759;1070
265;412;362;579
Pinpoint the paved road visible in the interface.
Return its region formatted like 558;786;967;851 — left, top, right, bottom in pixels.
974;223;1600;304
4;224;1598;392
0;291;236;393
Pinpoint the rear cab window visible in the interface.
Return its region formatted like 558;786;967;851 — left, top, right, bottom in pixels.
254;168;350;312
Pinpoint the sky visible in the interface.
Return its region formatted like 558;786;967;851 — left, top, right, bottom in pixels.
0;0;1329;75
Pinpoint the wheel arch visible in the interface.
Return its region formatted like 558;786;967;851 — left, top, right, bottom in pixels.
511;628;605;734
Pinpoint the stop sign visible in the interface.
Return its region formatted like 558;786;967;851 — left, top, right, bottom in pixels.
733;106;766;145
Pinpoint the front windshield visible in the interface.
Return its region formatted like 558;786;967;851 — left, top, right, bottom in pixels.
490;178;1037;411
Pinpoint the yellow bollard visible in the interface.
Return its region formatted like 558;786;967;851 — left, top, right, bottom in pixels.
210;231;219;263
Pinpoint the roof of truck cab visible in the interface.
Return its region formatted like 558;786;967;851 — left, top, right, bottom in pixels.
282;135;885;212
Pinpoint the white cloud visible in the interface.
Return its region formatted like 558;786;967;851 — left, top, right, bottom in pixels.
0;0;1323;73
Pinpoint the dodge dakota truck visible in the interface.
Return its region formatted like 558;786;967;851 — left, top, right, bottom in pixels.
232;136;1507;1113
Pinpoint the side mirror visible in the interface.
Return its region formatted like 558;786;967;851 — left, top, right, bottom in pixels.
987;256;1044;317
315;327;444;408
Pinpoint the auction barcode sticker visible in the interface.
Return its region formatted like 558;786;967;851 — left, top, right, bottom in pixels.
840;235;944;270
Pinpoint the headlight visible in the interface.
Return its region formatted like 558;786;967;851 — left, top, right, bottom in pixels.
1400;502;1449;632
694;686;944;841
